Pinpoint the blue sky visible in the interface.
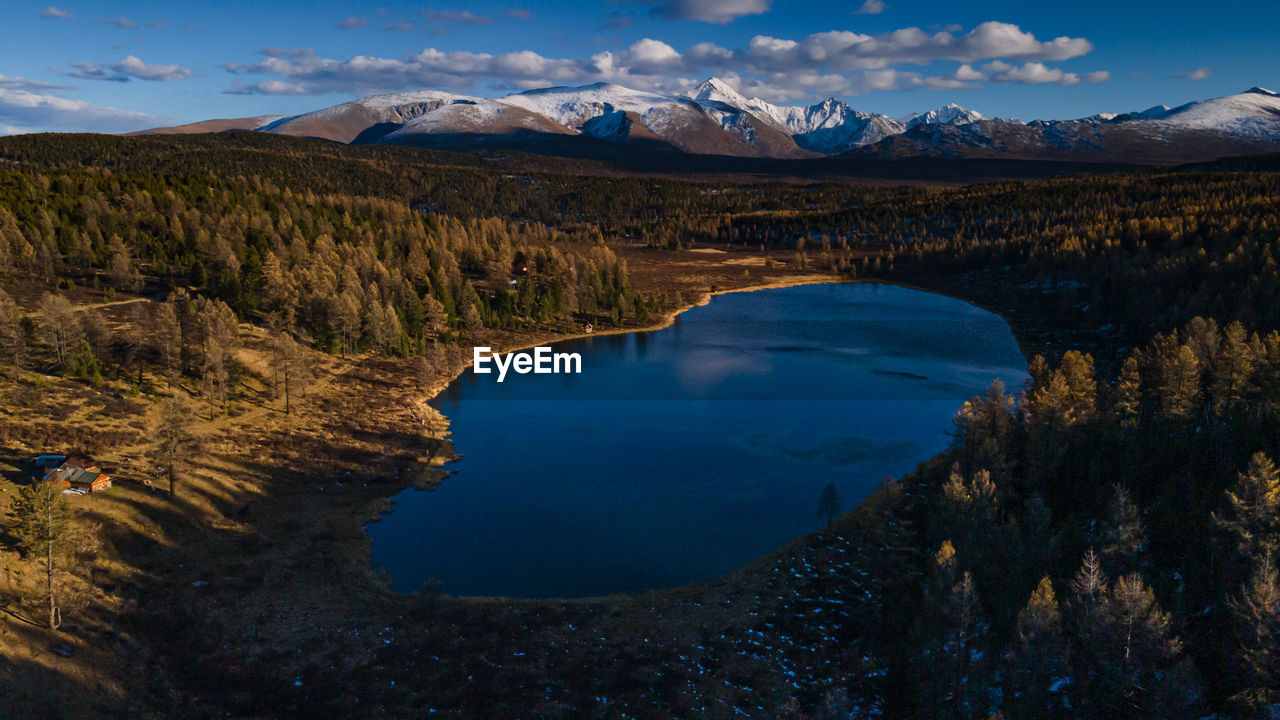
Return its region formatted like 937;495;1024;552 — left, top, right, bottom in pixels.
2;0;1277;133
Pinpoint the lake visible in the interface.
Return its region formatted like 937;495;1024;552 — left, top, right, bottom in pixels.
367;282;1028;598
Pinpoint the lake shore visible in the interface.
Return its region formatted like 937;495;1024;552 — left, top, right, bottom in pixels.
420;271;846;402
385;276;1030;598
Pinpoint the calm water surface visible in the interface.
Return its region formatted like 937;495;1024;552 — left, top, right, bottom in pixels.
367;283;1027;597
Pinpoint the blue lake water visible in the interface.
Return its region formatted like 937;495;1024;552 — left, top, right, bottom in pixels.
367;283;1028;598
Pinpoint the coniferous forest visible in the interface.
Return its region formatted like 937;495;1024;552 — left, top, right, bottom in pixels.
1;131;1279;718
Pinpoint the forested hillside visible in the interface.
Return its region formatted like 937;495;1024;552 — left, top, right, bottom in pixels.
0;133;1277;718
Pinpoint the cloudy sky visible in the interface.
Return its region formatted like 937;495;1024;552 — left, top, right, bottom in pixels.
2;0;1276;134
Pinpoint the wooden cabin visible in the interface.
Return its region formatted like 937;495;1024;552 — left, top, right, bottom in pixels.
42;453;112;493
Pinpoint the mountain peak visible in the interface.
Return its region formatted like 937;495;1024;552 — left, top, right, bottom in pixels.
688;77;750;106
906;103;984;130
1245;86;1279;97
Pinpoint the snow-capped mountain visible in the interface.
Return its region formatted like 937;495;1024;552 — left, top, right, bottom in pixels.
903;103;986;130
1140;87;1280;138
142;79;1280;164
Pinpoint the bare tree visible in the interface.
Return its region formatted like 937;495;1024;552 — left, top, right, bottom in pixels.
414;354;433;392
152;301;181;387
81;309;112;360
149;397;201;499
120;304;146;386
195;298;237;416
335;290;360;357
37;293;82;366
276;332;312;415
0;288;26;369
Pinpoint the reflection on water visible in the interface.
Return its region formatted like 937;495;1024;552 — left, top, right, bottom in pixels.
367;283;1028;598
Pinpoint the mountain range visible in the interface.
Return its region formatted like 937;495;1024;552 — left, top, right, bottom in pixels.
136;78;1280;165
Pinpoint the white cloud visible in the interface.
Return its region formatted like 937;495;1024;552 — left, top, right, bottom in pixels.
223;21;1099;102
69;56;192;82
41;6;72;19
918;64;984;90
0;73;74;92
854;0;885;15
0;88;161;134
384;22;414;31
987;61;1081;86
1178;67;1211;80
337;16;367;30
100;16;137;29
506;9;533;20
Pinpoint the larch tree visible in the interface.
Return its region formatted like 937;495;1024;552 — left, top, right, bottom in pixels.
1215;452;1280;576
0;288;26;369
149;397;201;498
1228;554;1280;717
1228;550;1280;712
106;234;142;293
120;304;146;386
423;295;448;341
1010;576;1067;718
1160;344;1202;419
81;309;111;361
276;332;312;415
152;300;181;387
1095;486;1148;577
37;292;81;366
1116;354;1143;427
335;290;361;356
460;300;483;341
10;481;73;630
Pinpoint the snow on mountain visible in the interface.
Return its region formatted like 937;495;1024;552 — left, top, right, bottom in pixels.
1141;87;1280;138
683;81;907;153
904;103;985;130
379;98;571;141
783;100;905;153
685;78;754;111
504;82;681;129
141;78;1280;162
262;90;477;143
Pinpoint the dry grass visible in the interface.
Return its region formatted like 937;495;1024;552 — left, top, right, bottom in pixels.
0;246;854;716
